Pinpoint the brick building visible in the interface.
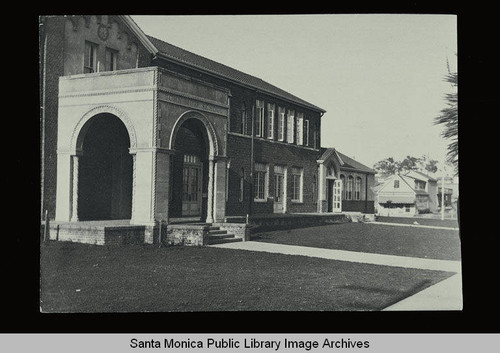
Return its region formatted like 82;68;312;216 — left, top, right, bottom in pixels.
39;15;375;239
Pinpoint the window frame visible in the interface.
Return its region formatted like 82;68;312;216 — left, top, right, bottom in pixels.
304;119;310;146
267;103;275;140
346;175;354;200
291;167;303;202
277;107;285;141
105;47;118;72
355;176;362;200
255;100;265;137
296;113;304;145
287;109;295;143
253;163;269;202
84;41;98;73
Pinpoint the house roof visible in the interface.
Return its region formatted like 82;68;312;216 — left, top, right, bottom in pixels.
403;170;437;182
336;151;376;174
318;148;376;174
144;35;326;114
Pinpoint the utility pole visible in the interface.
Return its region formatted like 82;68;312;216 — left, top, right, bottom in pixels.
441;163;446;221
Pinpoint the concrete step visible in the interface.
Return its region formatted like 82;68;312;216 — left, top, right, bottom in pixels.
207;229;228;235
207;235;242;245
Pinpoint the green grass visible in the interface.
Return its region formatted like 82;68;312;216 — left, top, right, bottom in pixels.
40;241;454;312
376;216;459;228
253;222;461;261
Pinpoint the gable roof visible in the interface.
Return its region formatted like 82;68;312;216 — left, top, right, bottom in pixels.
318;148;376;174
337;151;376;174
403;170;437;182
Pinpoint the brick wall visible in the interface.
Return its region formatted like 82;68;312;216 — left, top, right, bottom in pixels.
40;16;153;221
225;133;320;216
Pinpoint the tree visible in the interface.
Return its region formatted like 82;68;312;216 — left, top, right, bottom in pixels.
373;157;400;177
435;71;458;175
373;155;440;176
399;156;420;172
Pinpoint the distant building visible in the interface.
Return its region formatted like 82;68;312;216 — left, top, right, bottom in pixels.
374;171;439;217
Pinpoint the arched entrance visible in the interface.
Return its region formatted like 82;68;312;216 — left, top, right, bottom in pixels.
77;113;133;220
170;118;211;220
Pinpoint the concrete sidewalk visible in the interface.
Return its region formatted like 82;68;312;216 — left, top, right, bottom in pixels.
212;241;462;311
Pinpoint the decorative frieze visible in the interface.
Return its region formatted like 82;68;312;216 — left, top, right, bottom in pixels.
158;88;228;117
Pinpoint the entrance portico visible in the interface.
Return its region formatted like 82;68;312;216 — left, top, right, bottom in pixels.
55;67;230;239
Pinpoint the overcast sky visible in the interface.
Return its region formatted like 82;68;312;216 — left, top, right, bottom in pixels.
132;14;457;169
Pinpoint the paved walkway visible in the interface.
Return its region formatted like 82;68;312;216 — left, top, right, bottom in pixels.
372;221;460;231
211;241;462;311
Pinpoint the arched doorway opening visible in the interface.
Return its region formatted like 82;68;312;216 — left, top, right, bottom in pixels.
77;113;133;221
170;118;211;220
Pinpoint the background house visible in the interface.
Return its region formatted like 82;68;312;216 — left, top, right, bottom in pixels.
374;171;438;217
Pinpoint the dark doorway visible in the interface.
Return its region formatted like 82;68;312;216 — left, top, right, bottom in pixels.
327;179;333;212
78;114;133;221
170;118;210;220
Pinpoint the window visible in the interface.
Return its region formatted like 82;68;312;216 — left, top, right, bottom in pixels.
255;100;265;137
394;179;400;188
239;168;245;202
287;110;295;143
340;175;346;199
253;163;268;201
291;167;303;202
312;174;317;203
267;103;275;139
105;48;118;71
84;41;98;73
415;180;426;190
304;119;310;146
355;177;362;200
296;113;304;145
241;104;247;135
278;107;285;141
346;176;354;200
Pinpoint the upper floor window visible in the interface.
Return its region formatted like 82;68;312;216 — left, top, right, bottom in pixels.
304;119;310;146
105;47;118;72
394;179;400;188
287;110;295;143
267;103;275;139
241;104;247;135
255;100;265;137
277;107;285;141
415;180;426;190
84;41;98;73
296;113;304;145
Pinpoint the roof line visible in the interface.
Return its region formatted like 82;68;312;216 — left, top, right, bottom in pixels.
118;15;159;55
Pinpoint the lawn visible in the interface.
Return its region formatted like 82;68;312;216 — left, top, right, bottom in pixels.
252;222;461;261
40;241;454;312
376;216;459;229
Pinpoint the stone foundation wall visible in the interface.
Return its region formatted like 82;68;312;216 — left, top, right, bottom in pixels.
164;224;210;246
49;224;106;245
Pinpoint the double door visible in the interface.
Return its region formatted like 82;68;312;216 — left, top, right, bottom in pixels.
182;163;202;216
327;179;342;213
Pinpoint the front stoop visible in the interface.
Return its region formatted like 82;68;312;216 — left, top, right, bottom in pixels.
206;226;242;245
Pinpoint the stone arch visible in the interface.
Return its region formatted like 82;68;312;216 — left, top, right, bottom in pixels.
169;111;219;158
71;105;137;155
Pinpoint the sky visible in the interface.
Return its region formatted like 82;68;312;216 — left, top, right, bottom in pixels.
132;14;457;169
